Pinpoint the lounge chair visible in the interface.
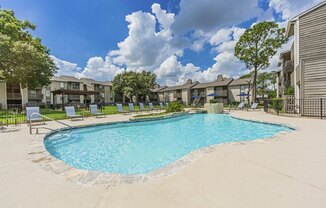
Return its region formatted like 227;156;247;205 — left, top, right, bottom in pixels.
139;103;149;112
90;104;106;118
0;121;3;129
26;107;45;125
159;102;164;110
116;104;128;114
238;102;245;110
65;106;84;120
128;103;139;113
148;103;154;111
250;102;259;110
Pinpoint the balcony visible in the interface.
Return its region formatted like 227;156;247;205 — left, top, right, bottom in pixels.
215;89;228;97
174;93;182;99
28;93;43;100
296;65;301;84
68;95;80;100
284;60;294;73
7;93;22;100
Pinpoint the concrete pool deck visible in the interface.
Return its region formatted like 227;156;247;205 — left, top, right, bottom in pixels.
0;111;326;208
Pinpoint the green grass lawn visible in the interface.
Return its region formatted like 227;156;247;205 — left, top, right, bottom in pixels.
0;104;161;125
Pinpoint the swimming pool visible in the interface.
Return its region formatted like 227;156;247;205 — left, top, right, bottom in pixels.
44;114;292;174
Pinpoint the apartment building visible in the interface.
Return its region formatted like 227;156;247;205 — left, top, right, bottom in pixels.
278;1;326;100
158;79;199;105
228;78;252;104
151;75;251;105
0;76;113;109
190;75;233;105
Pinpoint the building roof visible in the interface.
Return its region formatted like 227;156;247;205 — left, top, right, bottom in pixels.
160;79;199;92
51;76;83;83
51;76;112;86
80;78;112;86
191;78;233;89
229;78;252;86
286;1;326;37
291;1;326;21
151;85;168;93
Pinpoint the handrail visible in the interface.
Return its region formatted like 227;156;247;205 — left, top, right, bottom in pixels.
29;112;73;134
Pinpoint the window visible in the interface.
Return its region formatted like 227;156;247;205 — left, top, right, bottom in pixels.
60;82;65;89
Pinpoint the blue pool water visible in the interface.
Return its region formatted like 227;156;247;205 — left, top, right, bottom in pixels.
44;114;292;174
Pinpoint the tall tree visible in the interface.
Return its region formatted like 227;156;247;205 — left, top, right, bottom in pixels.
112;71;156;102
0;9;56;88
234;21;287;102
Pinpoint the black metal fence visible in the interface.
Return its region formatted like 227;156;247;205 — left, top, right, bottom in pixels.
264;98;325;119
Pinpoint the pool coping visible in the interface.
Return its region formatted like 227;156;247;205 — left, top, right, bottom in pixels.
27;112;297;187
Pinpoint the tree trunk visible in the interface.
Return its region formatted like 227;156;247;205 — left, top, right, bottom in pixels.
252;68;258;103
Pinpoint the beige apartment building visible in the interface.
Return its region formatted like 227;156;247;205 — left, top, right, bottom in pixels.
228;78;252;104
158;79;199;105
277;1;326;100
153;75;252;106
0;76;113;109
190;75;233;105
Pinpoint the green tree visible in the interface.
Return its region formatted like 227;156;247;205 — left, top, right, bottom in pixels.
0;9;56;88
234;21;287;102
112;71;156;102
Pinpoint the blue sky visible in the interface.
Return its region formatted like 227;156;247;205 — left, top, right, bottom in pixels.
1;0;323;84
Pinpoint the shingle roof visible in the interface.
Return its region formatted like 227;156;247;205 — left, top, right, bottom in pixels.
191;78;234;89
160;80;199;92
229;78;252;86
80;78;112;86
51;76;83;83
151;85;168;93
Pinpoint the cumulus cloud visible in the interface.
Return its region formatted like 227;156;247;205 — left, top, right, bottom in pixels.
52;1;323;85
269;0;324;20
109;4;182;70
76;56;124;81
51;56;82;76
52;55;124;81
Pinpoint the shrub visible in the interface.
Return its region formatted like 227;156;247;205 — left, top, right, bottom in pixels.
272;98;283;115
209;99;217;103
166;101;184;113
284;86;294;95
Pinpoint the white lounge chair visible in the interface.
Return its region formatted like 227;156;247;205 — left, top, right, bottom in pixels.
139;103;149;112
250;102;259;110
116;104;128;114
26;107;45;125
238;102;245;110
65;106;83;120
159;102;166;110
148;103;154;111
128;103;138;113
90;105;105;118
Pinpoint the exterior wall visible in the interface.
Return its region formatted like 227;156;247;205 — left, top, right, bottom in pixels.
298;4;326;99
206;87;214;102
0;82;7;108
104;86;111;103
228;85;251;104
181;89;189;105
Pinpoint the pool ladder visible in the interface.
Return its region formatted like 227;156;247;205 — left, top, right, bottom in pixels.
29;112;73;135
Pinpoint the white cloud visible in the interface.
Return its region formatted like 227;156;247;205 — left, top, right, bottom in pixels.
76;56;124;81
51;56;82;76
269;0;324;20
52;1;323;86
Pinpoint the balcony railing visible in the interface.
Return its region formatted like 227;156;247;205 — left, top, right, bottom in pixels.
284;60;294;73
174;93;182;99
7;93;22;99
28;93;43;100
215;90;228;97
296;65;301;84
